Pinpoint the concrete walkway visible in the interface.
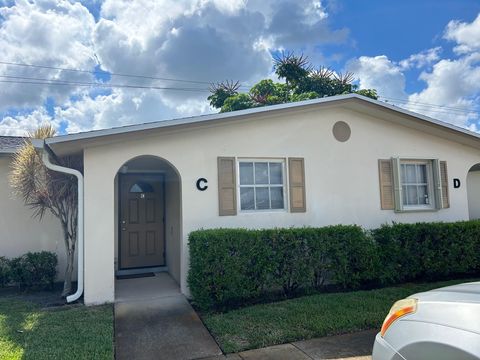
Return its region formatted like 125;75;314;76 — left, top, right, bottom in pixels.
115;273;222;360
197;330;377;360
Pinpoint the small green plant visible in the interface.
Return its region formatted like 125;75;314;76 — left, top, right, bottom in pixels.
10;251;57;289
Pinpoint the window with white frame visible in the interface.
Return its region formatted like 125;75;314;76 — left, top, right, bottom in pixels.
400;160;434;209
238;160;285;211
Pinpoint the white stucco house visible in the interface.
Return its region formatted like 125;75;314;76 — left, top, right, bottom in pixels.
1;93;480;305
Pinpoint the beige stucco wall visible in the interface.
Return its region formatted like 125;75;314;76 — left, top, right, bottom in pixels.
164;168;181;284
467;170;480;219
81;105;480;304
0;155;70;281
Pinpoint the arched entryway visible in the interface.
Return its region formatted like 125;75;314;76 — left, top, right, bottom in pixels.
114;155;182;284
467;163;480;220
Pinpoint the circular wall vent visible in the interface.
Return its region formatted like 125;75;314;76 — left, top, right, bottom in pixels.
332;121;351;142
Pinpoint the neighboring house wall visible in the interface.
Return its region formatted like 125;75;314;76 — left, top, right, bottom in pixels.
467;170;480;219
81;106;480;304
0;155;71;281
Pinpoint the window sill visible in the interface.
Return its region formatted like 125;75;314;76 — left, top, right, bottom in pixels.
239;209;288;214
394;208;439;213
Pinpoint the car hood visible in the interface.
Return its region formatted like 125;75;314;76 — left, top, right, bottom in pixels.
410;281;480;303
399;282;480;335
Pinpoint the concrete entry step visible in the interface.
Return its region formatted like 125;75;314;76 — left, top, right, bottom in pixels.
115;272;181;303
114;273;222;360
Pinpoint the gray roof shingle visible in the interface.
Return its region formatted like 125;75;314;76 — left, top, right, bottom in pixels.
0;136;26;153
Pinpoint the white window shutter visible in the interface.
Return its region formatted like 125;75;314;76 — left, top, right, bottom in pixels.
391;157;403;212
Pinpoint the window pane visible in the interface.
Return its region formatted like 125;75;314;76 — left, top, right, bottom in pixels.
254;162;269;184
270;187;284;209
239;162;254;185
130;182;154;193
418;185;428;204
406;185;418;205
416;164;427;183
400;161;431;207
255;187;270;209
405;164;416;183
269;163;283;184
240;187;255;210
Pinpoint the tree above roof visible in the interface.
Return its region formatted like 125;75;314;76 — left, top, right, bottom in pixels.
208;52;378;113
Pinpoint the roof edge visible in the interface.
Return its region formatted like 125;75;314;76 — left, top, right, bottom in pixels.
44;94;358;145
45;93;480;146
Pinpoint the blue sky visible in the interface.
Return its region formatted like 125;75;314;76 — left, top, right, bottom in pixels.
335;0;478;57
0;0;479;135
332;0;480;92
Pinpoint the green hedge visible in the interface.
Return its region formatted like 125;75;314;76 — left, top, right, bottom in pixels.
188;221;480;311
1;251;57;289
373;221;480;285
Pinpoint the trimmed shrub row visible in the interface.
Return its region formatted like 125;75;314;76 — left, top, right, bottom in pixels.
373;221;480;284
188;221;480;311
0;251;57;289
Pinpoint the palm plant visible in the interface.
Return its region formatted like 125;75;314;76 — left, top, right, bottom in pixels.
9;124;82;297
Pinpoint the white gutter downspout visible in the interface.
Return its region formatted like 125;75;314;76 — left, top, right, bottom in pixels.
32;139;84;303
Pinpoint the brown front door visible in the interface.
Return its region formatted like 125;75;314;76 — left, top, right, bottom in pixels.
119;174;165;269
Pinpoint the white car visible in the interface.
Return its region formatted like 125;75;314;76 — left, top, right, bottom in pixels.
372;281;480;360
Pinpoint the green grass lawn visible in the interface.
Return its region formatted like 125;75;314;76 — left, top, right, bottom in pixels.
0;298;113;360
202;278;477;353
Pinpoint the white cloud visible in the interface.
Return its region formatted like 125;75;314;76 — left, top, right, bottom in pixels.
0;108;57;136
7;1;477;137
53;86;212;133
348;47;443;101
60;0;345;133
94;0;344;87
208;0;247;14
405;14;480;128
407;54;480;127
0;0;352;135
346;55;407;100
0;0;96;109
444;13;480;54
266;0;348;50
349;53;480;129
399;47;441;70
173;98;213;117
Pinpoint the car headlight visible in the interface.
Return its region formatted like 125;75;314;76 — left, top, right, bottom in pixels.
381;298;418;337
